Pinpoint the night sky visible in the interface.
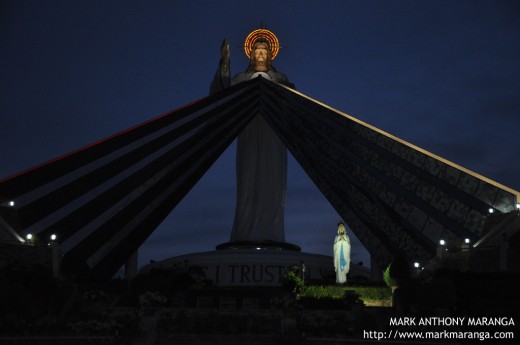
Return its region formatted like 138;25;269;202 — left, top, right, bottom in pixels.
1;1;519;270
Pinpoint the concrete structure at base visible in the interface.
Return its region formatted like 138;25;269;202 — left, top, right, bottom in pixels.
140;249;370;287
1;63;520;279
1;76;519;280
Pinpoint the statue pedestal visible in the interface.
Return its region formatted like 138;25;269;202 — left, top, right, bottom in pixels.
216;240;301;251
140;249;370;287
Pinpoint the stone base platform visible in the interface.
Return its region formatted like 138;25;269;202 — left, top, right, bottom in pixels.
140;249;370;286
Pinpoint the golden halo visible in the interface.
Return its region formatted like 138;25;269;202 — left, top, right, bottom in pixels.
244;28;280;60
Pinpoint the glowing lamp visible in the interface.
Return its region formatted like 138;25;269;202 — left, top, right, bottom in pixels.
464;238;470;244
439;239;446;246
413;262;420;268
8;200;15;207
50;234;57;241
488;208;494;214
26;233;33;241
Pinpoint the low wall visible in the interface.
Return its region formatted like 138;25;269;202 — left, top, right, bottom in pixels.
0;337;117;345
0;242;52;269
140;249;370;287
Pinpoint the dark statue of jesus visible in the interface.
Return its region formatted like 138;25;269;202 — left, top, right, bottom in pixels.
210;30;295;248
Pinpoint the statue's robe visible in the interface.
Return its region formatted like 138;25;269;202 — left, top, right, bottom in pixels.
333;235;351;284
211;61;293;243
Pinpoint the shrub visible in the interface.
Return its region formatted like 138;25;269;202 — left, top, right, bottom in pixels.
280;267;303;293
389;255;411;282
301;285;343;299
350;286;392;300
300;285;391;302
383;264;396;288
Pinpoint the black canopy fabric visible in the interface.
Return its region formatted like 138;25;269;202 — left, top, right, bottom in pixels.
1;77;518;277
259;80;518;267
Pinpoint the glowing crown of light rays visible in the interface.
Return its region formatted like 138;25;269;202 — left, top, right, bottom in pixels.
244;28;280;60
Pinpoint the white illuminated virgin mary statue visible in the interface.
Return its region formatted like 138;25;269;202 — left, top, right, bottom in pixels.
334;222;351;284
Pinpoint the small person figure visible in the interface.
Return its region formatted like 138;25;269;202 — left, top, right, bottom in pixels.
333;221;351;284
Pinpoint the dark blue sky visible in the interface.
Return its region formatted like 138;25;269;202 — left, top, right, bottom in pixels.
1;0;519;269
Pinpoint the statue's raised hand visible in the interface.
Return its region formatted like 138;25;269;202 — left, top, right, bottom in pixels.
221;39;230;63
